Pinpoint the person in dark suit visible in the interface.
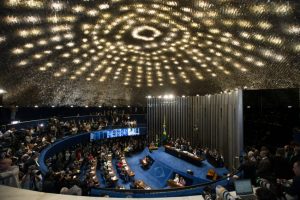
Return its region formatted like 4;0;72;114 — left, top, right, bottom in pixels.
239;155;257;184
272;148;292;179
290;146;300;166
281;160;300;200
256;150;272;179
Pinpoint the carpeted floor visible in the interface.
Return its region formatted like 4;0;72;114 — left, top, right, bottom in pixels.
97;147;229;189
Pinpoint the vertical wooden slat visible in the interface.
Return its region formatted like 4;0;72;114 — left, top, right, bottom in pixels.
146;91;244;169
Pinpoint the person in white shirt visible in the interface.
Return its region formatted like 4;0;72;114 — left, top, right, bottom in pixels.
173;174;179;183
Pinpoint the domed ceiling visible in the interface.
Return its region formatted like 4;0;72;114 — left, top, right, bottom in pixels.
0;0;299;106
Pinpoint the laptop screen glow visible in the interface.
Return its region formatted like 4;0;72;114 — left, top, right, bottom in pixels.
234;179;253;195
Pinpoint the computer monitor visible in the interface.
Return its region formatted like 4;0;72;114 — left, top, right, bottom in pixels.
234;179;253;196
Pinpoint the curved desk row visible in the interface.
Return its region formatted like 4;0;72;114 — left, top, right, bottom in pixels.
37;127;239;198
38;127;147;175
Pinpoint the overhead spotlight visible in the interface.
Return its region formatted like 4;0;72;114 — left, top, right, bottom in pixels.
113;105;116;108
158;95;162;98
182;95;186;98
146;95;152;99
85;105;89;108
128;105;131;108
196;94;200;97
169;94;175;99
288;106;292;109
163;94;175;99
50;1;64;11
51;105;55;108
70;105;74;108
34;105;38;108
0;89;7;94
98;106;102;108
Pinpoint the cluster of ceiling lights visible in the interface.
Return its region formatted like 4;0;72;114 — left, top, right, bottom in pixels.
146;88;241;99
1;0;299;90
0;89;7;94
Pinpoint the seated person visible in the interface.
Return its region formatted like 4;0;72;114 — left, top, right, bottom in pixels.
140;157;147;165
179;177;186;186
149;142;158;151
149;141;155;148
146;156;152;164
173;174;180;183
120;168;129;182
277;160;300;199
117;160;123;169
206;169;218;180
140;156;152;168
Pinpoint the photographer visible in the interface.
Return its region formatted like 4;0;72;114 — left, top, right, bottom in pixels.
21;165;42;191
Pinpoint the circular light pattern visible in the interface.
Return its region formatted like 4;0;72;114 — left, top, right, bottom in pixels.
131;25;162;41
0;0;299;105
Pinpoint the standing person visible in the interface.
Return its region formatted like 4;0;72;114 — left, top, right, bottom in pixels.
0;158;20;188
272;148;291;179
256;150;272;179
239;155;256;184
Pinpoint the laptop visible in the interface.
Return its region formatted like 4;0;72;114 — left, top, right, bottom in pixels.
234;179;257;200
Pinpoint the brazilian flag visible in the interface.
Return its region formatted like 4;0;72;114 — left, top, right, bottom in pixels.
161;116;167;145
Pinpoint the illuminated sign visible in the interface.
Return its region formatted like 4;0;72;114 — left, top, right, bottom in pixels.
90;128;143;141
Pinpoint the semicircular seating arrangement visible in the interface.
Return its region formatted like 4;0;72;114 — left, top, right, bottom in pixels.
1;0;300;199
0;114;236;198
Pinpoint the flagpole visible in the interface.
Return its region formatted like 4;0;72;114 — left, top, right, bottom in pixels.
162;115;167;146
